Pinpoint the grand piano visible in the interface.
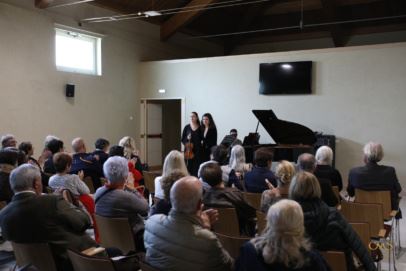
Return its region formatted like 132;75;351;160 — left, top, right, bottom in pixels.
243;109;317;163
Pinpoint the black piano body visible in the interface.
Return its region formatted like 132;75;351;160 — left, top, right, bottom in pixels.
243;110;317;163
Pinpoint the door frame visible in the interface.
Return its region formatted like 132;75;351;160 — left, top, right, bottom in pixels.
139;97;185;165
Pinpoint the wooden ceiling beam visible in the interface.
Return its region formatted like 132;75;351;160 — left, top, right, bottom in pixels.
160;0;219;41
35;0;53;8
320;0;349;47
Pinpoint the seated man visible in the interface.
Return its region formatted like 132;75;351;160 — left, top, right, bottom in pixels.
297;153;338;207
144;176;234;271
244;147;277;193
348;141;402;210
221;129;242;148
70;137;103;189
201;163;256;236
0;164;96;271
1;134;17;149
92;138;110;167
95;156;149;251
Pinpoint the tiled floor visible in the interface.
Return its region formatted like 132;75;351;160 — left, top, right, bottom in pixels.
1;199;406;271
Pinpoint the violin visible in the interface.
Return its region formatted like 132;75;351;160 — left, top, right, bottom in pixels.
184;142;194;160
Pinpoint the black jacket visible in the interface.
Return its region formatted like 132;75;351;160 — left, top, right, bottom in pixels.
298;198;376;271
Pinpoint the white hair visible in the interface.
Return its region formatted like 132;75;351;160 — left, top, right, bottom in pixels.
170;176;202;214
229;145;246;172
103;156;129;185
10;164;41;192
118;136;137;159
44;135;59;148
71;137;84;153
315;146;333;166
363;141;384;163
252;199;310;268
162;150;188;177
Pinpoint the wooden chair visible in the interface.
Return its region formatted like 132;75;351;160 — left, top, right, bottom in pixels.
242;192;261;210
11;242;57;271
339;201;386;239
67;249;115;271
83;176;96;194
95;215;136;254
354;189;396;221
215;232;250;259
256;211;267;234
139;261;161;271
321;251;347;271
212;208;240;237
142;171;159;195
350;222;371;249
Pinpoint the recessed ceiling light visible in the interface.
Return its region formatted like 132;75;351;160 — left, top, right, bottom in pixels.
158;89;166;93
144;10;162;17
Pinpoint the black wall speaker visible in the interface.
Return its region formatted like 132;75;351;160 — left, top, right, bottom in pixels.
66;84;75;98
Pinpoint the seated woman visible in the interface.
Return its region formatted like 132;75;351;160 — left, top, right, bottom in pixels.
95;156;149;251
244;147;277;193
290;172;376;271
154;150;189;200
314;146;343;191
43;138;64;175
221;145;252;189
236;199;330;271
260;160;295;212
149;169;187;216
0;148;19;203
201;163;256;236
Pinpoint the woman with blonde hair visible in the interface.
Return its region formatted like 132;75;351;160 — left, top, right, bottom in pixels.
260;160;295;212
236;199;330;271
154;150;189;200
290;172;376;271
118;136;144;190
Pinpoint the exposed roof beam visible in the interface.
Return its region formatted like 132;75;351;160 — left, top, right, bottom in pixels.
35;0;53;8
320;0;349;47
160;0;219;41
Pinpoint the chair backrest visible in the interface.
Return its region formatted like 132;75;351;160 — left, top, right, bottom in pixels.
350;222;371;250
142;171;159;194
213;208;240;237
139;261;161;271
83;176;96;194
340;201;384;238
215;232;250;259
67;249;115;271
256;211;267;235
95;215;136;254
355;189;392;220
11;242;57;271
332;186;341;203
242;192;261;210
321;251;347;271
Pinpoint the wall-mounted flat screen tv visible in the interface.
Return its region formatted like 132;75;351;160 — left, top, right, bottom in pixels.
259;61;312;95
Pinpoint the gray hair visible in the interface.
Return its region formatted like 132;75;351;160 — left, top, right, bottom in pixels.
363;141;384;163
229;145;246;172
1;134;16;148
170;176;202;214
103;156;129;185
162;150;188;177
252;199;310;268
315;146;333;166
44;135;59;148
10;164;41;192
297;153;316;172
289;171;321;201
71;137;85;153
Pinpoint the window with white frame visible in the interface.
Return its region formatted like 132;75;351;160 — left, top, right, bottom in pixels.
55;27;102;76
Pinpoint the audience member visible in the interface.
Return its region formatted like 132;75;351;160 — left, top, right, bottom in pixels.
314;146;343;190
1;134;17;149
347;141;402;211
119;136;143;172
154;150;188;200
144;176;233;271
95;156;149;251
236;199;331;271
149;169;187;216
222;145;252;189
244;147;277;193
260;160;295;212
297;153;338;207
93;138;110;166
0;149;18;203
43;138;64;175
70;137;103;189
290;172;376;271
197;145;228;185
0;164;96;271
201;113;218;163
201;163;256;236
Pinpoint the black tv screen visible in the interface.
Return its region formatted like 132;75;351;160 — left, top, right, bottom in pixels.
259;61;312;95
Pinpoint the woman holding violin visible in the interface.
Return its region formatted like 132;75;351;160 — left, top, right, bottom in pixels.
201;113;217;163
181;112;202;176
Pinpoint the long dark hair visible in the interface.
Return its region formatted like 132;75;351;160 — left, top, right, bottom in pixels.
191;112;200;126
201;113;216;129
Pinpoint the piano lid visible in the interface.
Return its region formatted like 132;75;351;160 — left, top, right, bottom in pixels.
252;110;316;145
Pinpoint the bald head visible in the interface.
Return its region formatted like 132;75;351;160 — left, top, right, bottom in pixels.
170;176;202;215
297;153;316;173
72;137;86;153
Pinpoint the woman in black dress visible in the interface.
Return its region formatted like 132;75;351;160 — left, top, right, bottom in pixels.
181;112;202;176
201;113;217;163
